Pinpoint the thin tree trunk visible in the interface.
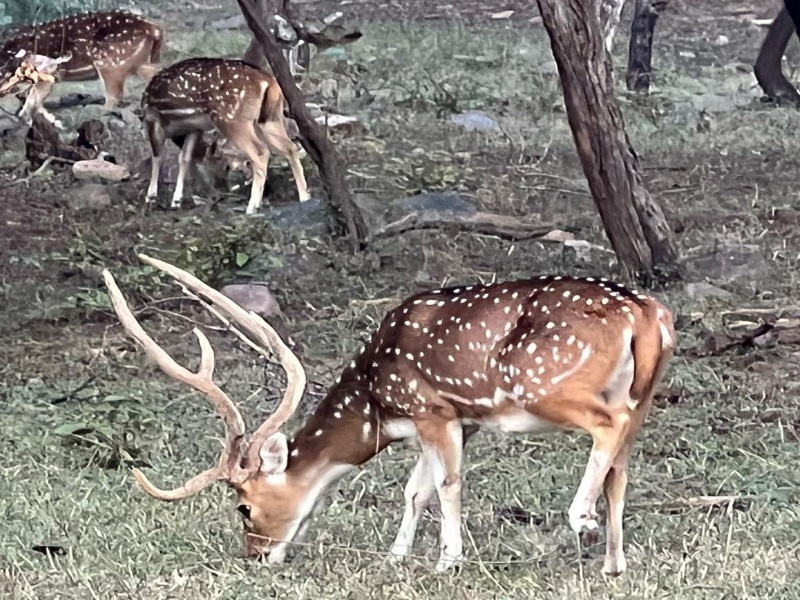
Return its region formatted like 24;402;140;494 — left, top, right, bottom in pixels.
754;7;800;106
626;0;668;92
535;0;679;281
597;0;627;55
237;0;366;249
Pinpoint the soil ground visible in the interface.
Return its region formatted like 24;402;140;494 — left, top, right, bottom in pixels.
2;1;800;598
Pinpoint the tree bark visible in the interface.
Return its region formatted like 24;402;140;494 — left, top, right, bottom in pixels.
535;0;679;282
626;0;668;92
754;7;800;106
237;0;367;249
597;0;627;54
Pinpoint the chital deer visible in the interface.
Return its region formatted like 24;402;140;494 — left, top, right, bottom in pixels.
0;10;164;112
104;256;676;575
140;57;310;214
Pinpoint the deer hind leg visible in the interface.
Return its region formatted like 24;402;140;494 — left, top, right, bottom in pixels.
144;118;167;203
94;64;126;110
262;121;310;202
565;404;630;549
390;423;478;561
171;132;200;209
217;120;270;214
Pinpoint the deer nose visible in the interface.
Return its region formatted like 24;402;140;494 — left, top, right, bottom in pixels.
236;504;251;520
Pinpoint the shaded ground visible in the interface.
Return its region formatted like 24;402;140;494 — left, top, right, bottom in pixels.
2;0;800;598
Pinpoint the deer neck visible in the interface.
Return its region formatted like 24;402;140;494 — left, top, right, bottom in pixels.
284;380;393;485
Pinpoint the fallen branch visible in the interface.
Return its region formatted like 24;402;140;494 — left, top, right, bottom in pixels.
367;211;573;244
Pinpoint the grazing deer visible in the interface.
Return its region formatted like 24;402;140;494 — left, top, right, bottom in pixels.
104;256;676;575
140;57;310;214
0;10;164;111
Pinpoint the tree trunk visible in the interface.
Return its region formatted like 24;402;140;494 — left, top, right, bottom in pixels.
597;0;627;55
236;0;367;249
785;0;800;32
754;7;800;106
535;0;679;282
626;0;668;92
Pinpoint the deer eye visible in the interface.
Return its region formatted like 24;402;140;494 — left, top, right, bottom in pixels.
236;504;251;520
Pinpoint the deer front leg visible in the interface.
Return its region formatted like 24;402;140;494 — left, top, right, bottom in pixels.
390;452;435;560
416;418;464;572
171;132;199;209
390;423;479;561
144;118;166;203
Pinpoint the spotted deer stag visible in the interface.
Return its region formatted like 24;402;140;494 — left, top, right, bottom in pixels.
105;256;676;575
140;58;310;214
0;10;164;112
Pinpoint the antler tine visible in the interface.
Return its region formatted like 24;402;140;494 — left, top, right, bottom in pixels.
135;254;307;476
102;269;247;500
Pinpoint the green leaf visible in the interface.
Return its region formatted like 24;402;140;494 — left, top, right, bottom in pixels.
53;423;95;437
235;252;250;267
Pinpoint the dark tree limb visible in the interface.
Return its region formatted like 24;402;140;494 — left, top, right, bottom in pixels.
754;7;800;106
237;0;367;249
535;0;680;282
367;212;572;244
626;0;668;93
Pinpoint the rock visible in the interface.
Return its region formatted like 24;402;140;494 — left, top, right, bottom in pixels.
220;283;282;318
394;192;476;218
352;191;477;239
69;183;112;211
264;197;332;235
684;243;774;284
210;15;245;30
450;110;499;132
685;282;734;301
72;158;130;182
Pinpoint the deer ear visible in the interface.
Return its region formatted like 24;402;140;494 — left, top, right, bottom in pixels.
258;432;289;476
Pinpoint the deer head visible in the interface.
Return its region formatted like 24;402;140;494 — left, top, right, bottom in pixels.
103;254;311;560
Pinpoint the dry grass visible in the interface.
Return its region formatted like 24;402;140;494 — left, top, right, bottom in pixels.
2;5;800;599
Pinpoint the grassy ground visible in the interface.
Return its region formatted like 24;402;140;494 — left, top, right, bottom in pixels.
2;1;800;598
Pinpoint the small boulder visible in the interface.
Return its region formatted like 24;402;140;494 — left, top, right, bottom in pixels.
220;283;282;318
450;110;499;132
72;158;130;182
69;183;112;211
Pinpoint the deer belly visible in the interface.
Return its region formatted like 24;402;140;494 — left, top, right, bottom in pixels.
475;408;560;434
59;64;99;81
161;111;215;136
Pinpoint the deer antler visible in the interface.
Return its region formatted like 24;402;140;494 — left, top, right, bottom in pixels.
102;253;306;500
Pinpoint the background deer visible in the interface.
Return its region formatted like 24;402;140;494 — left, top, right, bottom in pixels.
105;256;676;575
140;57;310;214
0;10;164;112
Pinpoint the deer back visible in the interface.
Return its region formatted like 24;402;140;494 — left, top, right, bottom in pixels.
0;11;163;80
142;58;279;124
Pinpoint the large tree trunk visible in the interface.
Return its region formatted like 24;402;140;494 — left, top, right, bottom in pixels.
626;0;668;92
535;0;679;281
237;0;367;249
754;6;800;106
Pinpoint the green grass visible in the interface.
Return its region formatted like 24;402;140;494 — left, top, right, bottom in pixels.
2;12;800;600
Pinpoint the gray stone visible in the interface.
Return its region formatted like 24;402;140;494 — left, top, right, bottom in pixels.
352;192;477;239
685;282;734;301
69;184;113;211
73;158;130;182
684;244;774;284
220;284;282;318
264;197;332;235
211;15;245;30
450;110;499;132
394;192;476;218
